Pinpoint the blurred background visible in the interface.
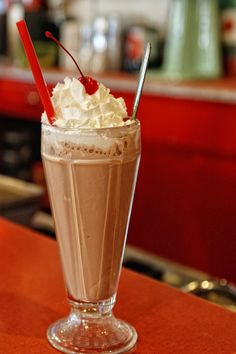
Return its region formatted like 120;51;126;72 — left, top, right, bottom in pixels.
1;0;236;308
1;0;169;72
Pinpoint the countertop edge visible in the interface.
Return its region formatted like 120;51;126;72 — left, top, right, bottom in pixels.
1;65;236;104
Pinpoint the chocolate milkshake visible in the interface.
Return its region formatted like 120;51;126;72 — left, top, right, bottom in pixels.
14;18;145;352
40;73;142;353
41;122;140;302
41;75;141;353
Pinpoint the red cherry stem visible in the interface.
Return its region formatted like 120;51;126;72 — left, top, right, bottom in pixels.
45;31;87;81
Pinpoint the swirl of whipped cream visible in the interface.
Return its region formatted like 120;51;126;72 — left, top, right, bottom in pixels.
42;77;130;128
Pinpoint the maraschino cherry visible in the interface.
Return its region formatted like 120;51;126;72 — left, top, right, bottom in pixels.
45;31;99;95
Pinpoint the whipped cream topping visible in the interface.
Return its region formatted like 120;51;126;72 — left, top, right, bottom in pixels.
42;77;131;128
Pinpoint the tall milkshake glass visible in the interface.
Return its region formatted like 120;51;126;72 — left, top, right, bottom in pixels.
41;119;141;353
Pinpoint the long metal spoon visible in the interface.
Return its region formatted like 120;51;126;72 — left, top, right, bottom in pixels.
131;42;151;120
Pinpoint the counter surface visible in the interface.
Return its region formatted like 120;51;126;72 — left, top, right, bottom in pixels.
2;64;236;103
0;218;236;353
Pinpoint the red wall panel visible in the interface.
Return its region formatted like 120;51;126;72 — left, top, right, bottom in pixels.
1;79;236;282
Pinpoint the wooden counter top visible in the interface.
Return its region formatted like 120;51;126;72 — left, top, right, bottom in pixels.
2;64;236;104
0;218;236;353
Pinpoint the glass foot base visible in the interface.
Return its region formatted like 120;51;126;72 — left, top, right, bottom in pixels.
47;311;137;354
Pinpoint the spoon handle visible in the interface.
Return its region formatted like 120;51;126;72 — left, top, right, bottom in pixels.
131;42;151;120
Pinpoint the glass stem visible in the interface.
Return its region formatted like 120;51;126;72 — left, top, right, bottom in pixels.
68;295;116;319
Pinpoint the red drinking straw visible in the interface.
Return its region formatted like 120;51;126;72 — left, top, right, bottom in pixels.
16;20;54;124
